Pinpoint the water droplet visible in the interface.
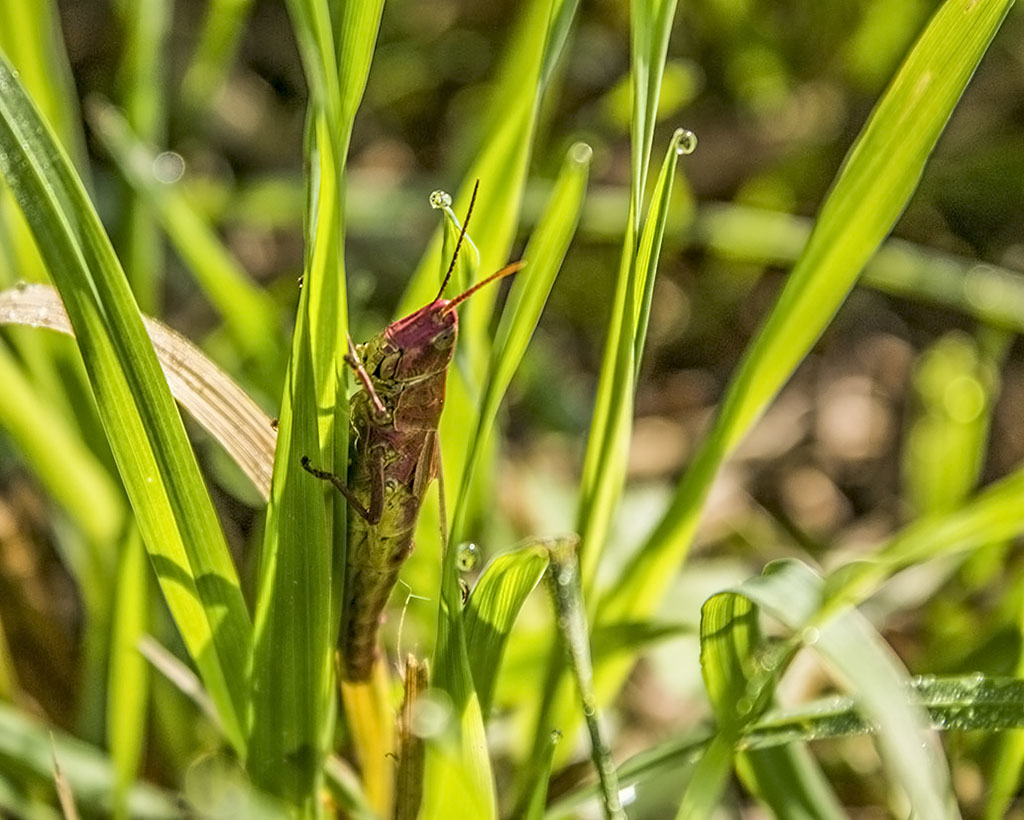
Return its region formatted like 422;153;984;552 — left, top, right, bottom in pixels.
153;151;185;184
569;142;593;164
675;128;698;155
549;729;562;744
736;695;753;716
429;189;452;210
455;542;479;572
801;626;820;646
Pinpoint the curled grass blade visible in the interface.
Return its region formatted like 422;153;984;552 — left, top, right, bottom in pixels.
695;560;954;818
464;543;550;715
0;50;252;755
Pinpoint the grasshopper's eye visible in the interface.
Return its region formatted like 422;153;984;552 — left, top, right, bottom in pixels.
432;325;456;350
376;352;399;379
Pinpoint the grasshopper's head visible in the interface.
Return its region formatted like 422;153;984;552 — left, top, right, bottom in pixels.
384;260;523;381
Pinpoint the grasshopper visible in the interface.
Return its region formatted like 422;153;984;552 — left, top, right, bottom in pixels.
303;183;521;681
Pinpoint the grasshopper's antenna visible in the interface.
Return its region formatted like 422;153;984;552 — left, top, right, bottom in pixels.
442;260;525;315
435;179;480;301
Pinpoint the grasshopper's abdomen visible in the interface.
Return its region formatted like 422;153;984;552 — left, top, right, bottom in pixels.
341;375;444;682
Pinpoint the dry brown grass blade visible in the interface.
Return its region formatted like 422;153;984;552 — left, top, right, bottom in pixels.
0;284;275;500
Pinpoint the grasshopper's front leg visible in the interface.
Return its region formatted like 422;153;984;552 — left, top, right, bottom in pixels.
345;333;387;421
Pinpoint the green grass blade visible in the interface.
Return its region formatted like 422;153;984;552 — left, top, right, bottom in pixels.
0;50;252;755
450;142;591;544
577;129;690;591
464;544;550;715
629;0;680;220
397;0;575;323
87;98;281;367
180;0;255;117
248;0;383;809
903;332;1001;515
0;0;86;169
248;297;331;809
603;0;1015;626
546;728;709;820
523;729;562;820
826;465;1024;608
107;530;150;820
743;675;1024;749
574;0;681;587
420;544;498;819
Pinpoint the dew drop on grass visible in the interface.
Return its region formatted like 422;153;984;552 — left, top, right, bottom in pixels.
429;189;452;210
801;626;820;646
569;141;593;164
455;541;479;572
675;128;698;155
